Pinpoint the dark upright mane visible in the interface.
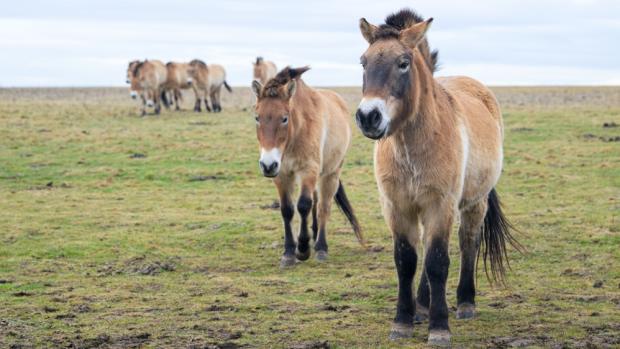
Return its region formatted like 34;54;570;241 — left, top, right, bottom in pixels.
261;66;310;98
189;59;207;69
375;8;439;73
132;61;145;77
256;56;263;65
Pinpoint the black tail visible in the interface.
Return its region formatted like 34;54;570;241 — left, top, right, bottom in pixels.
479;188;524;284
160;90;170;109
223;81;232;93
334;180;365;247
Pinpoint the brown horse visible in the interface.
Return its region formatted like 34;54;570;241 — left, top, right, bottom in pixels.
252;66;365;267
129;59;168;116
356;9;521;346
187;59;232;113
164;62;193;111
253;57;277;85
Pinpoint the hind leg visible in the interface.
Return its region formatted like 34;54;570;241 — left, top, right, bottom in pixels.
295;176;317;262
192;87;202;112
174;89;181;111
456;200;486;319
311;191;318;241
314;171;340;261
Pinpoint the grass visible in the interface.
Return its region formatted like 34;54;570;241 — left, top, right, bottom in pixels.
0;86;618;348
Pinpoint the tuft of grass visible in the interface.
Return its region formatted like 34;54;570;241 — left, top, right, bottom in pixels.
0;87;618;348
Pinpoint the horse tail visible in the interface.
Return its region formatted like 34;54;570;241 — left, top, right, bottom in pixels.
334;180;365;247
223;81;232;93
479;188;524;284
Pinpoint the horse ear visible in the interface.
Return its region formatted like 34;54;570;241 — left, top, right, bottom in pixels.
400;18;433;48
252;80;263;98
286;80;297;99
359;18;378;44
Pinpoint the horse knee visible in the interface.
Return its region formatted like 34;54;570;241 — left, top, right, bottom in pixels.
297;195;312;217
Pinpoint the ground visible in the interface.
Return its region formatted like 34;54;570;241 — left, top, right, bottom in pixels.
0;86;618;348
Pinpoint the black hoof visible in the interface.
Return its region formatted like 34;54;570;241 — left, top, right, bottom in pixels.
388;323;413;340
428;330;451;347
315;250;328;261
296;248;311;261
280;254;296;268
456;303;475;319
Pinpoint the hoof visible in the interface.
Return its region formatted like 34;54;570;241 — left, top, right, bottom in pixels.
296;248;311;261
315;250;328;262
388;323;413;340
456;303;475;319
414;303;429;323
280;255;296;268
428;330;451;347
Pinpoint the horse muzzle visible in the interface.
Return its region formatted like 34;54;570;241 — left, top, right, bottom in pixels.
259;148;282;177
355;108;388;140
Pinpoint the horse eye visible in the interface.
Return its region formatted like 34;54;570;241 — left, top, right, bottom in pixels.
282;116;289;124
398;60;410;71
255;116;259;123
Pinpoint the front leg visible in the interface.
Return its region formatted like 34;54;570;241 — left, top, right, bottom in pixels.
422;201;454;347
275;176;296;268
296;176;317;261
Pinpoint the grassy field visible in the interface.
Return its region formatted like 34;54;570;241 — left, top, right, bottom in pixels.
0;86;619;348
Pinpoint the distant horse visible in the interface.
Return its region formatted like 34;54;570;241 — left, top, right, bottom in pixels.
253;57;277;85
126;60;148;109
129;59;168;116
187;59;232;113
164;62;193;111
252;66;365;267
356;9;522;346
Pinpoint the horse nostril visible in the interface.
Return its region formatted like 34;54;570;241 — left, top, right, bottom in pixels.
368;109;381;126
267;162;278;173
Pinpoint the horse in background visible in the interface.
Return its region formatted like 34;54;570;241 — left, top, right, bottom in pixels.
187;59;232;113
356;9;522;346
164;62;193;111
128;59;168;116
251;66;365;268
253;57;277;85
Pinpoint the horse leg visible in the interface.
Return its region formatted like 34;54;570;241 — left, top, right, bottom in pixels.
314;171;339;261
140;94;146;117
456;199;486;319
204;87;212;112
422;200;454;346
415;262;430;322
192;86;201;112
387;211;421;340
311;190;318;241
174;89;181;111
275;175;296;268
215;87;222;112
295;176;316;261
209;89;218;113
154;89;161;115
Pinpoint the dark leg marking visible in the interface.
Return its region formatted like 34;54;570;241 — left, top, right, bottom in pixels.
295;195;313;261
204;98;212;112
311;196;318;241
389;235;417;340
194;99;201;112
425;238;450;332
456;230;480;319
280;198;296;268
415;269;430;322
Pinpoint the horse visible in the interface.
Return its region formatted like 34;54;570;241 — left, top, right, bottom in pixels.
253;57;277;85
126;60;148;110
251;66;365;268
355;9;522;346
164;62;193;111
129;59;168;116
187;59;232;113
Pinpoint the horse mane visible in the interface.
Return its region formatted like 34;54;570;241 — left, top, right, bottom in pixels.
132;61;145;77
255;56;263;65
166;61;173;67
189;59;207;69
261;66;310;98
375;8;439;73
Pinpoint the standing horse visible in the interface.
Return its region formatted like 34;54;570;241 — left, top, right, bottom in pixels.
129;59;168;116
187;59;232;113
356;9;521;346
252;66;365;267
253;57;277;85
164;62;193;111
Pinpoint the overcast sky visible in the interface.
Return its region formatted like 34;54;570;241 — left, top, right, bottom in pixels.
1;0;619;87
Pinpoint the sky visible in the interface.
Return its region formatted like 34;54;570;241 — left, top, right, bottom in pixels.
1;0;619;87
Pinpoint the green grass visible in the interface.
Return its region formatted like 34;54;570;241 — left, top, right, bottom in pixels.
0;87;618;348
